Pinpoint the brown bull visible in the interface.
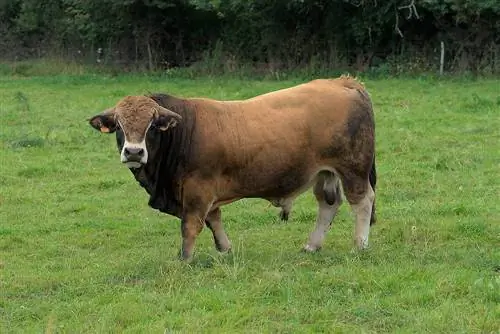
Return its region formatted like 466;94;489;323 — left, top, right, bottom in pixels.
89;75;377;261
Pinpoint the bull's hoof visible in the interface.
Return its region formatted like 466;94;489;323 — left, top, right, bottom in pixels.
354;237;369;250
214;237;232;253
279;210;289;222
215;243;232;254
302;244;321;253
218;248;232;257
178;249;194;262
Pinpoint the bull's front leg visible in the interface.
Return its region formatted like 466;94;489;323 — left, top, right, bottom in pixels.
205;208;231;253
180;178;222;261
179;184;215;261
180;211;205;261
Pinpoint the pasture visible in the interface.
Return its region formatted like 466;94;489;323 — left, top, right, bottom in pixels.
0;74;499;333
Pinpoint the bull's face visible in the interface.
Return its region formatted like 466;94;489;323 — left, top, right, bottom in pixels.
89;96;182;168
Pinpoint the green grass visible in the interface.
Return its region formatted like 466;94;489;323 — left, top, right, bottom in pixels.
0;73;499;333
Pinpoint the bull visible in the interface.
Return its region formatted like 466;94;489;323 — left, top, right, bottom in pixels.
89;76;377;261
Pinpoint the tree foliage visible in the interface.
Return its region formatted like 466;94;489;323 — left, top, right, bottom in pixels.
1;0;498;73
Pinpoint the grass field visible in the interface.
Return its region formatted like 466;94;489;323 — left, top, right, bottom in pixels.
0;73;499;333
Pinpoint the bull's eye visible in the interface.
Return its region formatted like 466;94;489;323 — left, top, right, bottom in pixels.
150;121;159;131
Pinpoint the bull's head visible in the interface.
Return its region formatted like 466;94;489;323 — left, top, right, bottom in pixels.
89;96;182;168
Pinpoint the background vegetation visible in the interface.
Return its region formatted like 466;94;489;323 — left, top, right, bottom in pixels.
0;74;499;332
1;0;499;75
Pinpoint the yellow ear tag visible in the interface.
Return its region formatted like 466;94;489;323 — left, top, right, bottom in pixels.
100;126;110;133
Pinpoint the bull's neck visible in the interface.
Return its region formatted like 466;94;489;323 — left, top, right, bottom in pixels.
131;122;191;218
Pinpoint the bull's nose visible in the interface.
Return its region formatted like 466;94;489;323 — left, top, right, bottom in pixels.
124;147;145;161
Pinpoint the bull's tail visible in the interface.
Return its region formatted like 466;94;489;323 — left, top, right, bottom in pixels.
337;73;376;224
369;156;377;225
336;73;367;93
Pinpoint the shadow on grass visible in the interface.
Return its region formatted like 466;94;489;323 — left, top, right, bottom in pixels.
9;137;45;149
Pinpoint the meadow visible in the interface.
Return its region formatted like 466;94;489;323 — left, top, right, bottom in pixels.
0;72;499;333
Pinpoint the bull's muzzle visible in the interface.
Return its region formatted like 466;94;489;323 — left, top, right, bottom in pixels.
124;147;144;161
121;144;148;168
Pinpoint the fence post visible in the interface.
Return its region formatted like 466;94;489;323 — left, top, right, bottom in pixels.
440;41;445;76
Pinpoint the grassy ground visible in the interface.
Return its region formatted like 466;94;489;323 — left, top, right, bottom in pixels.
0;73;499;333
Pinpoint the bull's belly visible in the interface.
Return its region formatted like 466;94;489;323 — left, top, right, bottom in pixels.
262;176;317;205
213;170;319;209
211;159;337;210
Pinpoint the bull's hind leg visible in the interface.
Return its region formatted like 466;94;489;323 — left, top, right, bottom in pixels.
342;174;375;249
205;208;232;253
304;172;343;252
279;198;294;221
270;198;294;221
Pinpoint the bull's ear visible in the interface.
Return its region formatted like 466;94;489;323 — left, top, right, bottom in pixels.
154;106;182;131
89;108;117;133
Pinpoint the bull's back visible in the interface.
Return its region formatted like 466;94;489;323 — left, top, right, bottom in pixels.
229;77;372;157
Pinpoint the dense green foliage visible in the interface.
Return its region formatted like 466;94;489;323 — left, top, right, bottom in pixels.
0;74;499;332
1;0;499;74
